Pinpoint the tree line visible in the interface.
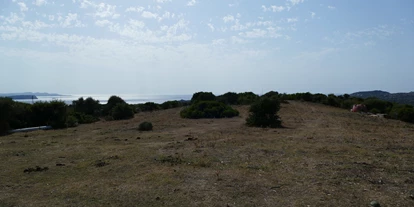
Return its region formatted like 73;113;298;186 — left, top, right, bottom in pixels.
1;91;413;135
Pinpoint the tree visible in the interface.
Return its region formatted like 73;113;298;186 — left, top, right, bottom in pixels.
218;92;239;105
246;97;282;128
73;97;101;116
180;101;239;119
103;96;126;115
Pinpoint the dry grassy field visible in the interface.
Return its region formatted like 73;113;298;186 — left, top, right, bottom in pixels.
1;101;413;207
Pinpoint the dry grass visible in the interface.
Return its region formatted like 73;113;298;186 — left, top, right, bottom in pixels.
1;101;413;206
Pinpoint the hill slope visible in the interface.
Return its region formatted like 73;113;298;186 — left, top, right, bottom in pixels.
351;90;414;105
0;101;413;206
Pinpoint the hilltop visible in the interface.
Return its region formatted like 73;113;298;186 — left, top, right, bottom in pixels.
351;90;414;106
0;101;413;206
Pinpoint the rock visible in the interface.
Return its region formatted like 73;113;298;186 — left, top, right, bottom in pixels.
370;201;381;207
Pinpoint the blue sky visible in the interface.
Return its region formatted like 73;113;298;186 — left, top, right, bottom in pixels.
0;0;413;95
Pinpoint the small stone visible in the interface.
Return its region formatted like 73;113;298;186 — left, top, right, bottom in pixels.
370;200;381;207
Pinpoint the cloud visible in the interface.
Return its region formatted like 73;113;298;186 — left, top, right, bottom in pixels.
223;15;235;23
79;1;120;19
288;0;304;6
34;0;47;6
17;2;28;12
60;13;85;28
155;0;171;3
311;12;316;19
142;11;158;19
95;19;113;27
328;6;336;10
187;0;197;6
287;18;298;23
207;23;215;32
262;5;285;12
125;7;144;13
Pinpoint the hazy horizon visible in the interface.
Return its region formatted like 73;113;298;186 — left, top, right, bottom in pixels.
1;0;413;95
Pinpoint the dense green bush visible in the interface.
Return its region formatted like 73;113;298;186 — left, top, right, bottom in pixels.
217;92;239;105
138;121;153;131
191;92;216;103
0;98;13;134
66;115;78;128
246;97;282;128
237;92;259;105
137;102;160;112
363;98;393;114
103;95;126;115
180;101;239;119
111;103;134;120
72;97;101;116
31;101;67;129
160;100;180;109
69;112;99;124
390;104;414;123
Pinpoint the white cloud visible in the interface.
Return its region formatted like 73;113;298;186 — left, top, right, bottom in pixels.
34;0;47;6
187;0;197;6
239;29;267;38
155;0;171;3
287;18;298;23
17;2;28;12
262;5;285;12
142;11;158;19
125;7;144;13
311;12;316;19
48;15;54;21
288;0;304;6
207;23;215;32
95;19;112;27
223;15;235;23
79;1;120;19
328;6;336;10
231;36;247;44
60;13;85;28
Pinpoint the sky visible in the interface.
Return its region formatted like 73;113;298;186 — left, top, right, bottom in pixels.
0;0;413;95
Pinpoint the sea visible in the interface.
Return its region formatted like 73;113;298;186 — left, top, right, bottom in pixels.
14;94;192;105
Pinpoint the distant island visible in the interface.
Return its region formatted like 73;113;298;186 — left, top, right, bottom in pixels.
351;90;414;106
5;95;38;100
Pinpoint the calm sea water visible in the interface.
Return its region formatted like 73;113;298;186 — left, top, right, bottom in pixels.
15;94;192;105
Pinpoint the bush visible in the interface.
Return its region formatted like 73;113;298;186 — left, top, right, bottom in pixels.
66;115;78;128
180;101;239;119
217;92;239;105
103;96;126;115
111;103;134;120
363;98;393;114
160;100;181;109
72;97;101;116
31;101;67;129
69;112;99;124
191;92;216;104
139;121;153;131
237;92;259;105
246;97;282;128
137;102;160;112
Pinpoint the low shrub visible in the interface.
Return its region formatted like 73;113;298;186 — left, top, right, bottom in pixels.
66;115;78;128
139;121;153;131
180;101;239;119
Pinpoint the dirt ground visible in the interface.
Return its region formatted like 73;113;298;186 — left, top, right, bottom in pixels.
1;101;413;206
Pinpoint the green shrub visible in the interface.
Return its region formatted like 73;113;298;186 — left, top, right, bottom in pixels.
160;100;181;109
72;97;101;116
246;97;282;128
31;101;67;129
363;98;393;114
237;92;259;105
103;96;126;115
180;101;239;119
138;102;160;112
217;92;239;105
66;115;78;127
191;92;216;104
139;121;153;131
111;103;134;120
